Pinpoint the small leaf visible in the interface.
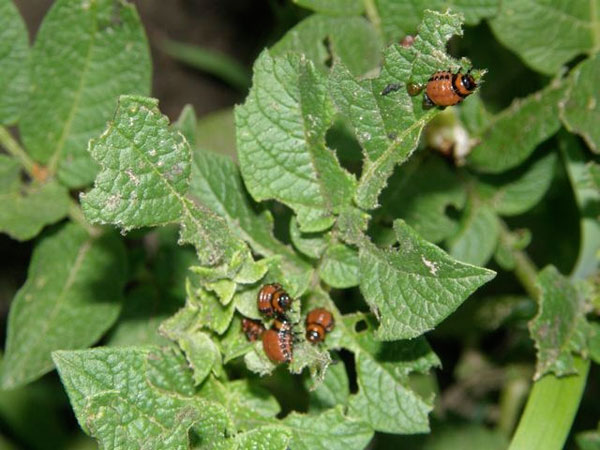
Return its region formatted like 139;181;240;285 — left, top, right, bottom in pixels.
529;266;590;379
188;281;235;334
281;407;374;450
560;53;600;153
359;220;495;340
20;0;151;187
53;347;230;449
293;0;364;16
379;154;466;243
0;0;29;124
344;316;440;433
468;81;566;173
0;155;70;241
0;223;126;389
159;305;222;385
329;10;469;209
236;50;356;232
477;151;556;216
448;201;500;267
272;14;380;76
319;243;360;288
173;104;198;149
376;0;498;43
219;316;255;363
489;0;599;75
81;95;245;267
289;216;331;259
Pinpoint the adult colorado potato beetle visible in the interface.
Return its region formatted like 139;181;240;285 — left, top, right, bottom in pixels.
241;318;265;342
305;308;335;344
262;318;293;363
257;283;292;318
424;70;476;107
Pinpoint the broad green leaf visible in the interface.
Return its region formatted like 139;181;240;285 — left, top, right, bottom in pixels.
376;0;498;42
272;15;380;76
359;220;495;340
282;407;373;450
560;53;600;153
198;376;280;431
448;201;499;267
529;266;589;379
190;148;299;261
0;0;29;124
561;133;600;279
329;10;470;209
476;151;556;216
308;357;350;412
53;347;231;449
0;155;70;241
379;154;466;243
343;316;440;433
159;305;222;385
20;0;151;187
81;95;245;267
0;223;126;389
468;81;566;173
489;0;600;75
236;50;356;232
234;426;291;450
293;0;364;16
289;216;331;259
319;243;359;288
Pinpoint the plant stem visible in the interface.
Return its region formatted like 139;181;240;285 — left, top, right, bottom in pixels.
363;0;382;37
0;125;36;175
498;221;539;300
508;356;590;450
68;199;99;237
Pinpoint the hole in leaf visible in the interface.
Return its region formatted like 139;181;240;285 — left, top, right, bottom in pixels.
354;319;368;333
339;348;358;394
322;36;333;69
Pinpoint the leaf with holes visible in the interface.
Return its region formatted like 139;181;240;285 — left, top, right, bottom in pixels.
236;50;356;232
359;220;495;340
330;10;476;209
0;223;127;389
19;0;151;187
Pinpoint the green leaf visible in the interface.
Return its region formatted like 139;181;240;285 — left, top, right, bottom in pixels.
219;316;254;363
0;0;29;125
20;0;151;187
0;223;127;389
560;53;600;153
448;201;500;266
173;104;198;149
329;10;469;209
0;155;70;241
476;151;556;216
236;50;356;232
53;347;231;449
233;426;291;450
319;243;359;288
198;376;280;431
308;356;350;412
282;407;373;450
293;0;364;16
343;316;440;433
529;266;590;379
188;280;236;334
577;428;600;450
289;216;331;259
423;424;509;450
359;220;495;340
489;0;600;75
590;322;600;365
468;81;566;173
81;95;245;267
376;0;498;43
195;108;236;159
159;305;222;385
272;15;381;76
379;154;466;243
190;148;299;261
